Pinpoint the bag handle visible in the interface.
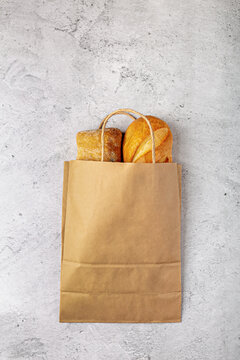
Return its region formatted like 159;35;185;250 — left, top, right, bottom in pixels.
100;108;156;163
98;110;136;129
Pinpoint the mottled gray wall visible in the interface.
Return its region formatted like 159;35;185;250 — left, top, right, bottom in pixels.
0;0;240;359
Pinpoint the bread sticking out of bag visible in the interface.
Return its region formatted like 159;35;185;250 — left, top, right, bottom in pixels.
123;115;173;163
76;128;122;162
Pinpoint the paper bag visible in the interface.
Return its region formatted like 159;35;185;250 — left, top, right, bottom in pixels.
60;109;182;323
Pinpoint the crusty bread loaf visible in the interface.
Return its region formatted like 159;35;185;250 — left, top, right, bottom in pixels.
123;116;172;163
76;128;122;162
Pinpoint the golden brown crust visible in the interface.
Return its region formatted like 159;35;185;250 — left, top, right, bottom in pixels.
123;116;173;163
76;128;122;162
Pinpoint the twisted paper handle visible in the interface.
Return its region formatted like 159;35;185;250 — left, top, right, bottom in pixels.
100;109;156;163
98;110;136;129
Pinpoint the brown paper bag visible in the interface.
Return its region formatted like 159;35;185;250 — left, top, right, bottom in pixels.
60;109;182;323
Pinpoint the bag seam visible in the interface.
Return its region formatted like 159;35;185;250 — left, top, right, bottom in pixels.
62;259;181;266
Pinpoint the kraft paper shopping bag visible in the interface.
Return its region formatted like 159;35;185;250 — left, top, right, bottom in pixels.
60;109;181;323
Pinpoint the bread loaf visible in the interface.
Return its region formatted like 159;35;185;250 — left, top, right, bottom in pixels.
123;116;173;163
76;128;122;162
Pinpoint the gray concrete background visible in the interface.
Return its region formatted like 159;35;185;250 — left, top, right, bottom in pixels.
0;0;240;359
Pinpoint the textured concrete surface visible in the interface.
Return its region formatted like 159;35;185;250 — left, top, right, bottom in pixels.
0;0;240;359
